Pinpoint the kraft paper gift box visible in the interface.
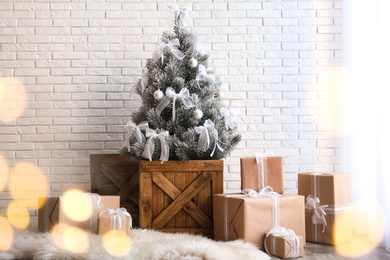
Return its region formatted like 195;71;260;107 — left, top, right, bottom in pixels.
264;229;304;259
213;193;305;250
241;155;284;194
298;172;353;245
38;194;120;233
98;208;132;235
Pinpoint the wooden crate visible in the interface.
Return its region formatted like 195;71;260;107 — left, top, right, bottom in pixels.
139;160;223;238
90;154;140;227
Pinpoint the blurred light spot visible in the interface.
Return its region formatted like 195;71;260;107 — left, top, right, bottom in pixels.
102;230;132;257
336;200;385;257
0;215;13;251
7;201;30;230
52;224;90;254
61;189;91;222
0;155;9;192
0;77;27;123
9;162;49;209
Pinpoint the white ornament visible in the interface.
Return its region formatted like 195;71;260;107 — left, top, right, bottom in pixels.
218;91;225;98
188;57;198;68
153;89;164;101
193;109;203;119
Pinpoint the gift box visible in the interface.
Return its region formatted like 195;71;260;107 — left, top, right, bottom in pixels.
298;172;353;245
98;208;132;235
264;228;304;259
38;194;120;233
213;193;305;250
241;155;284;194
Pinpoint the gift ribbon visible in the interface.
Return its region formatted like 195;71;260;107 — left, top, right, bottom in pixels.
195;119;224;157
254;152;275;191
156;87;194;121
241;186;279;198
219;108;237;130
140;68;148;94
167;4;192;28
99;208;132;233
196;64;215;89
142;128;170;163
154;38;185;64
126;121;149;144
264;226;300;258
82;193;102;232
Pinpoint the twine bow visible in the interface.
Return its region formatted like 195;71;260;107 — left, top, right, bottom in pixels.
305;194;328;233
126;121;149;144
195;119;224;157
99;208;132;231
196;64;215;89
265;226;300;258
219;108;237;130
168;4;192;28
156;87;194;121
142;128;170;163
154;38;185;64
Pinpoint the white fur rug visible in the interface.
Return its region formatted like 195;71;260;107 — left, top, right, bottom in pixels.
0;229;270;260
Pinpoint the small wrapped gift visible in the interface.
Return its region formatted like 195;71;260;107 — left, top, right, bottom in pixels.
264;226;304;259
213;189;305;250
38;194;120;233
241;152;284;194
298;172;353;245
98;208;132;235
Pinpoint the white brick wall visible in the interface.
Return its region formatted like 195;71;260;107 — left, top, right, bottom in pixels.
0;0;342;230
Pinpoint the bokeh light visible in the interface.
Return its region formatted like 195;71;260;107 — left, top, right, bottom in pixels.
0;215;13;252
6;201;30;230
336;200;385;257
61;189;92;222
0;155;9;192
52;224;90;254
0;76;27;123
102;230;132;257
9;162;49;209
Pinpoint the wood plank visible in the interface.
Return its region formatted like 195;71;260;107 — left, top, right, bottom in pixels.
140;160;223;172
139;171;152;228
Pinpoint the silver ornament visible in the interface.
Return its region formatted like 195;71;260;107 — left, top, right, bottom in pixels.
193;109;203;119
153;89;164;101
188;57;198;68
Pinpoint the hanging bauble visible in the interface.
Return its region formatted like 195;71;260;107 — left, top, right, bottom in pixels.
188;57;198;68
218;91;225;98
153;89;164;101
193;109;203;119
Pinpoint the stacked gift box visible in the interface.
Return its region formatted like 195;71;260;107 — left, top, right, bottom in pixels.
38;193;132;236
213;153;353;259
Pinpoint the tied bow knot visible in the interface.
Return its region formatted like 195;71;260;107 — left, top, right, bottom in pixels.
126;121;149;144
219;108;237;130
195;119;224;157
168;5;192;28
142;128;170;163
154;38;185;64
99;208;132;231
305;195;328;233
83;193;101;209
241;186;279;197
156;87;194;121
265;226;300;258
196;64;215;89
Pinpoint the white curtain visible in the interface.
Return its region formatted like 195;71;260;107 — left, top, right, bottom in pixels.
342;0;390;251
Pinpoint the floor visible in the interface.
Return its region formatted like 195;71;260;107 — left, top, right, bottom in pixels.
270;238;390;259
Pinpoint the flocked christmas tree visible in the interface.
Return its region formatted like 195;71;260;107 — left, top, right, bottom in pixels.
120;6;241;162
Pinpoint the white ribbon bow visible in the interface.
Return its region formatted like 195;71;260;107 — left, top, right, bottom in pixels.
196;64;215;89
305;194;328;233
83;193;102;209
154;38;185;64
142;128;170;163
99;207;132;231
167;4;192;28
126;121;149;144
156;87;194;121
241;186;279;197
265;226;300;258
219;108;237;130
140;68;148;94
195;119;224;157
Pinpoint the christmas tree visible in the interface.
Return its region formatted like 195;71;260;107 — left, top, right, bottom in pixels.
120;6;241;163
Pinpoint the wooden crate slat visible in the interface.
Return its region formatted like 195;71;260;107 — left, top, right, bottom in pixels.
139;171;153;228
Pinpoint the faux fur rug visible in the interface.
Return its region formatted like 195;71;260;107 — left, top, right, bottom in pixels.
0;228;270;260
